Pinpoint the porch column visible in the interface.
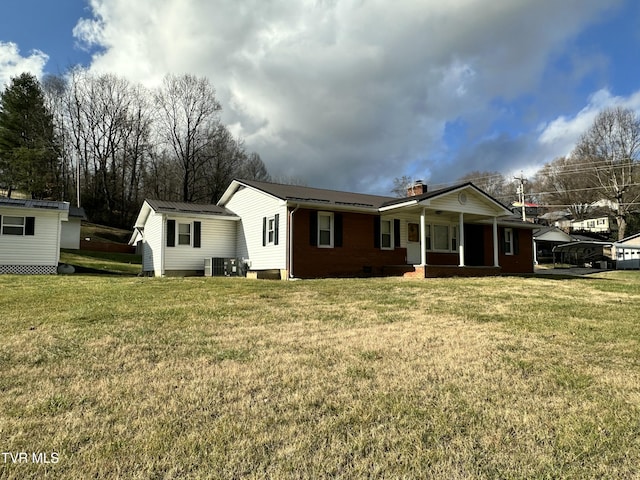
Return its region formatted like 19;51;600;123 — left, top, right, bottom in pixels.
493;216;500;267
458;212;465;267
420;208;427;266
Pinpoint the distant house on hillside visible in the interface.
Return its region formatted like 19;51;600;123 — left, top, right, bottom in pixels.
570;216;615;236
0;197;69;274
131;179;537;279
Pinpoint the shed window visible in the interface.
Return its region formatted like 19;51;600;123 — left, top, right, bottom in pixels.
2;216;25;235
178;223;191;245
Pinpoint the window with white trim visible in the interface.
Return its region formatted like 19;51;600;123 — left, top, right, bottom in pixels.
318;212;333;248
423;223;459;253
178;223;191;245
380;219;392;249
1;216;25;235
267;216;276;244
504;228;514;255
433;224;450;251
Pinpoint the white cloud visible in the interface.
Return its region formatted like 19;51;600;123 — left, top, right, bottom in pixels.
0;42;48;88
537;88;640;159
73;0;623;192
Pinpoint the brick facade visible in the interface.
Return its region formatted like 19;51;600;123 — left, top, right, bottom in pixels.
290;208;407;278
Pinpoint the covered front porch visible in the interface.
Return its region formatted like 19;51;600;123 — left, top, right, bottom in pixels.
378;182;532;277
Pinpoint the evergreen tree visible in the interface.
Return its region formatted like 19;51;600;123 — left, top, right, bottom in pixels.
0;73;60;198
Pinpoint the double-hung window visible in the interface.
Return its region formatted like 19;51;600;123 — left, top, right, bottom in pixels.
504;228;514;255
2;216;25;235
380;219;392;249
178;223;191;245
318;212;333;248
267;217;276;244
433;224;450;251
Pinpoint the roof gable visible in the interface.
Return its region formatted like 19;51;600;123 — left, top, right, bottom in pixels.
380;182;512;216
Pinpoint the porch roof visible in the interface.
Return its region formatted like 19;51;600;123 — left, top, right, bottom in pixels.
379;182;514;219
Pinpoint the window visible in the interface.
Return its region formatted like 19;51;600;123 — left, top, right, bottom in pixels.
267;217;276;244
408;223;420;242
420;223;459;252
2;216;25;235
451;225;459;252
318;212;333;247
380;219;392;249
178;223;191;245
425;225;431;250
433;224;449;251
504;228;514;255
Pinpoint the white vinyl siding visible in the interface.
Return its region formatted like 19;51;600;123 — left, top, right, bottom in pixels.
427;188;504;217
141;211;163;274
164;216;236;272
0;207;62;267
224;186;287;270
60;218;82;249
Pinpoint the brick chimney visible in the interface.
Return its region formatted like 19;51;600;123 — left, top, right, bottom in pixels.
407;180;425;197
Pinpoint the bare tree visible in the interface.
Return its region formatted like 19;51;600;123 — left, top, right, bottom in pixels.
456;170;515;204
573;106;640;239
530;156;600;220
61;68;152;226
390;175;414;197
153;74;221;202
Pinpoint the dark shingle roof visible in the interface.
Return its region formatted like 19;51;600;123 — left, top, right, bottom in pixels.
0;196;69;212
237;179;396;209
146;199;237;217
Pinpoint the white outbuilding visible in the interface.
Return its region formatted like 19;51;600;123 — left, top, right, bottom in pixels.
0;197;69;274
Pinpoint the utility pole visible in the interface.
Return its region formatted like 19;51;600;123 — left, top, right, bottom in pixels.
514;172;527;222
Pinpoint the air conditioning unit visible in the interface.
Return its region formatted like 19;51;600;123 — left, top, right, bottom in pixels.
205;257;245;277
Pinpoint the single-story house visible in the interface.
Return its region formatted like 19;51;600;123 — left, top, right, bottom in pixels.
60;206;87;250
130;199;239;276
132;179;537;278
613;233;640;270
0;197;69;274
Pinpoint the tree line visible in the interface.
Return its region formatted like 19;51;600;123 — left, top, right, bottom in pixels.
0;70;269;228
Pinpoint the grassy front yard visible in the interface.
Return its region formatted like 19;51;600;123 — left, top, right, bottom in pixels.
1;272;639;478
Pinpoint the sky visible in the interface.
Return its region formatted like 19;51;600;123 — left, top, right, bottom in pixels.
1;0;640;196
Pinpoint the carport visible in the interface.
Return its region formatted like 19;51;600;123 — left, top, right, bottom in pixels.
552;241;612;268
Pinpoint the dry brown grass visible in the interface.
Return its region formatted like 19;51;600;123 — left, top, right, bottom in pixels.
1;272;640;478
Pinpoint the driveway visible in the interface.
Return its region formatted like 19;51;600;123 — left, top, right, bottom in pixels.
534;266;609;277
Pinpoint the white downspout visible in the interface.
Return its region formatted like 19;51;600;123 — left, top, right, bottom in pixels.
289;205;300;279
161;214;166;277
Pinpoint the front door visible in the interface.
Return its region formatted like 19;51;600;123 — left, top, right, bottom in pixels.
464;224;485;266
407;222;421;264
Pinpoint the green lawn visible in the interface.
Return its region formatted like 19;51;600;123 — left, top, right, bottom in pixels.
1;272;640;478
60;249;141;275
